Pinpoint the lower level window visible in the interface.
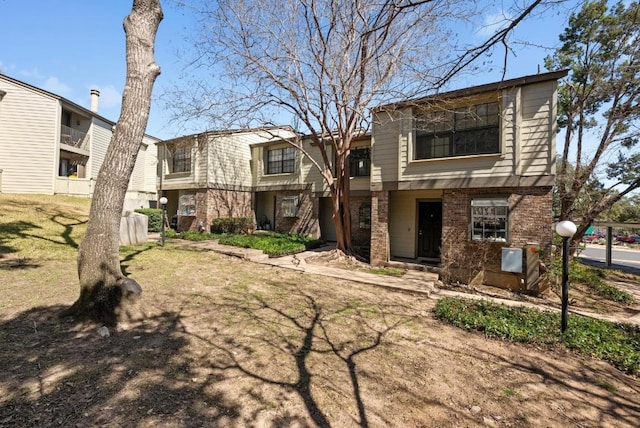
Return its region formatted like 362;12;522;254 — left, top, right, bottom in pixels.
359;202;371;229
471;198;508;242
178;194;196;216
282;196;299;218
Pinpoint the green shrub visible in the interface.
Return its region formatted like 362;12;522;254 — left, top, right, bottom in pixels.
176;230;220;241
135;208;163;232
210;217;253;234
435;297;640;376
218;232;322;256
551;259;634;304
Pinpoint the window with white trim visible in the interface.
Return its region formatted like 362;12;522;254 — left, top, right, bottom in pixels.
282;196;299;217
471;198;508;242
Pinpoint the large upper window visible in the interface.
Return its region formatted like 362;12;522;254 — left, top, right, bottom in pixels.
172;147;191;173
471;198;509;242
349;147;370;177
267;146;296;174
415;102;500;160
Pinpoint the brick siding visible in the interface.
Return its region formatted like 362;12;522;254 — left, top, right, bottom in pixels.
370;191;389;266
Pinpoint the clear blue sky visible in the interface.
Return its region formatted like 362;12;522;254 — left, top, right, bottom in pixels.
0;0;581;140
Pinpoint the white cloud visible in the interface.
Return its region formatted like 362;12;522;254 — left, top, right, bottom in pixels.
477;11;514;37
42;76;72;97
89;84;121;109
20;67;43;79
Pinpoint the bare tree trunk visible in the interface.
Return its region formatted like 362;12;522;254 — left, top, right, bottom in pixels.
64;0;163;326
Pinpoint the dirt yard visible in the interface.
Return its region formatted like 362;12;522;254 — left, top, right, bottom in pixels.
1;244;639;427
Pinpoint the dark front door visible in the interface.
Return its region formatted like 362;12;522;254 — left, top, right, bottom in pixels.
418;201;442;259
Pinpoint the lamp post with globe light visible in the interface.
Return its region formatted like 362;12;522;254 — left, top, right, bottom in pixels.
555;220;577;333
159;196;168;247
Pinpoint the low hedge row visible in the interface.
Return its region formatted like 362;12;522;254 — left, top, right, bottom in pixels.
210;217;253;234
134;208;163;232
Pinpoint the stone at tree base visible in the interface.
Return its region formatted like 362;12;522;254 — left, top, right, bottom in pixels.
121;277;142;295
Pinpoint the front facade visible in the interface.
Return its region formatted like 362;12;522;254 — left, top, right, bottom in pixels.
0;74;159;210
370;70;567;291
158;127;298;231
159;71;566;292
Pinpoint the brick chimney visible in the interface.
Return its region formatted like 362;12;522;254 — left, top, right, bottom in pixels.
90;89;100;113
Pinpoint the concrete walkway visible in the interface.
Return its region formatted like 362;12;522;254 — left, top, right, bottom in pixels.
154;235;640;327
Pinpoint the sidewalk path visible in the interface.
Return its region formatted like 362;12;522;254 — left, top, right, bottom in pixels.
156;236;640;327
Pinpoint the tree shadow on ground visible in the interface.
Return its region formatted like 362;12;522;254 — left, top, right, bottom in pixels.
178;280;405;427
120;243;157;277
49;212;87;249
0;305;242;427
0;220;41;258
444;341;640;426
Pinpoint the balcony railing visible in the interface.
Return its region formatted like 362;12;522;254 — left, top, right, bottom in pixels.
60;124;89;151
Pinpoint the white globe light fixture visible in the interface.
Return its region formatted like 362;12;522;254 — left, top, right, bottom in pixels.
159;196;168;246
555;220;577;333
555;220;577;238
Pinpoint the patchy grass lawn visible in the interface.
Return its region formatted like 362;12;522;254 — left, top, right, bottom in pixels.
1;193;640;427
435;297;640;376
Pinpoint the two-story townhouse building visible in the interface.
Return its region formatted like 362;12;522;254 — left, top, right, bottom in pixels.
159;70;565;293
251;132;372;246
160;127;374;248
158;127;298;231
370;70;567;291
0;74;159;210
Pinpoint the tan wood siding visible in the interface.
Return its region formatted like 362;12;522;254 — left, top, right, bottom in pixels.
210;133;264;189
0;79;58;194
520;81;556;176
161;138;198;189
397;93;517;183
371;111;399;185
300;139;328;193
253;142;303;189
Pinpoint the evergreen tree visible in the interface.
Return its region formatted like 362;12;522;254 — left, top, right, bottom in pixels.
546;0;640;241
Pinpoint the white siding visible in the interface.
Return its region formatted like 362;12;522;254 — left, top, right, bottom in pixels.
88;119;112;180
130;144;146;191
142;137;158;194
0;78;58;194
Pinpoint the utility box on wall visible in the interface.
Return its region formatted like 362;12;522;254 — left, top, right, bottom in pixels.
501;248;523;273
524;243;540;292
499;244;542;294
